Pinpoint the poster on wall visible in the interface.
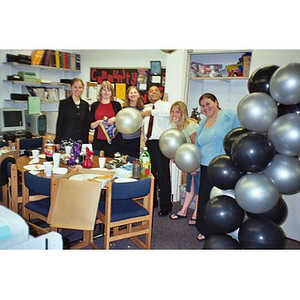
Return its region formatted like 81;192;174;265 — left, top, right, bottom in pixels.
90;67;165;103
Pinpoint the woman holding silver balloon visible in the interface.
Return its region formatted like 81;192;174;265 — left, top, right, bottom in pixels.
168;101;200;225
195;93;241;241
120;86;145;158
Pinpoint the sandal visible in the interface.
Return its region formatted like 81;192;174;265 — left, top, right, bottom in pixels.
169;213;187;220
197;233;205;241
188;218;197;226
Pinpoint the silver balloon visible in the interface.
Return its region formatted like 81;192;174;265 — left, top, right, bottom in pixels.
262;154;300;195
210;186;235;199
237;92;278;133
115;107;143;135
159;128;187;159
268;113;300;156
174;143;202;173
235;173;279;214
270;63;300;105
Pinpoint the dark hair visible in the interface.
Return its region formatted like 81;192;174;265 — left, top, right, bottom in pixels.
198;93;221;109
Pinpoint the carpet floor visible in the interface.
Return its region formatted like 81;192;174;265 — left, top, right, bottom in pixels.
58;201;300;250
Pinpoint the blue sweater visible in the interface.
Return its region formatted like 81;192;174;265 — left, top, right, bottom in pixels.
195;109;241;166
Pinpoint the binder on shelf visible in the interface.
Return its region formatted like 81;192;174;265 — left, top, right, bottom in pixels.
31;50;45;65
70;52;76;70
75;54;81;70
55;51;60;68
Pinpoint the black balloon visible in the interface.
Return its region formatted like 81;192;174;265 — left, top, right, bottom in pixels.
238;218;285;249
208;155;245;190
278;103;300;117
247;197;288;225
223;127;249;156
203;234;242;249
248;65;279;95
231;132;275;172
204;195;245;233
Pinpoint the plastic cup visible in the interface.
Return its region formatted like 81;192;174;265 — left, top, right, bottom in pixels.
44;163;53;177
65;146;72;155
98;157;106;168
32;149;40;159
53;153;61;168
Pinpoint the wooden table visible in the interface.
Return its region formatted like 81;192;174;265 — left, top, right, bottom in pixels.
16;154;113;249
16;154;107;177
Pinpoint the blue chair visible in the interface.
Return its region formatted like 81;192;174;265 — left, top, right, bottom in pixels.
22;171;51;234
97;176;154;249
16;137;43;155
0;140;9;148
5;161;47;214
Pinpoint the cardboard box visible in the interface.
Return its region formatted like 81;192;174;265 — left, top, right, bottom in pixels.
243;56;251;77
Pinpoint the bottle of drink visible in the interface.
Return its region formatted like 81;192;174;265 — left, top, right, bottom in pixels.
132;159;141;180
139;147;151;178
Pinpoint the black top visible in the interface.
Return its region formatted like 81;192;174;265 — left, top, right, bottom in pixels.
54;96;90;144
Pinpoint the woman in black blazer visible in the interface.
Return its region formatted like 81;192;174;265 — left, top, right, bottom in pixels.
54;78;90;144
89;81;122;158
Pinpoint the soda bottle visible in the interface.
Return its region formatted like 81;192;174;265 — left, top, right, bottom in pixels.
139;147;151;178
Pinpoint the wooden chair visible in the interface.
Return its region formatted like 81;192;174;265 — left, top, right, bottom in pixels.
6;161;48;214
0;151;19;209
97;176;154;249
16;136;43;155
22;171;52;234
47;178;102;249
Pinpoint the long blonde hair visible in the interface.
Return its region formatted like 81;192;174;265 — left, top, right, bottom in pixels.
123;86;145;109
170;101;198;130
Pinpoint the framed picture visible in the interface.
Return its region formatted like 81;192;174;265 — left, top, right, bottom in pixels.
150;61;161;75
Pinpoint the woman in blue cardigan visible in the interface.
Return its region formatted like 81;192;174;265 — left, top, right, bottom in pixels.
195;93;241;241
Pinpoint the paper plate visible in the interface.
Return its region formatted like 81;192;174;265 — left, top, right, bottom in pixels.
23;164;44;171
69;173;106;182
52;167;68;175
114;178;137;183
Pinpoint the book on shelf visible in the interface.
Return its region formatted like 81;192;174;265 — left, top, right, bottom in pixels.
28;49;80;70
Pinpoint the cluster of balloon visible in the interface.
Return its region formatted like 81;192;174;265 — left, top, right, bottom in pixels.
204;63;300;250
115;107;143;135
159;129;187;159
159;129;202;173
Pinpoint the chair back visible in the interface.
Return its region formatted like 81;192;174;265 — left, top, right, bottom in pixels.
24;171;51;196
0;141;9;148
17;137;43;153
47;178;102;231
111;178;152;200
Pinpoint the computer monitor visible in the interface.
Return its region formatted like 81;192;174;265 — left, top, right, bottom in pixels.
0;108;26;133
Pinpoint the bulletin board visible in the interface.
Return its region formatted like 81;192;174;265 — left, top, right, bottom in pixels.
89;67;166;104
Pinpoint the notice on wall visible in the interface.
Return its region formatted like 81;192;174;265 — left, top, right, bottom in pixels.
28;96;41;114
115;83;126;100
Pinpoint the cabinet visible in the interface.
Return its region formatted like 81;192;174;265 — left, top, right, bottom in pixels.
1;61;80;110
186;51;252;116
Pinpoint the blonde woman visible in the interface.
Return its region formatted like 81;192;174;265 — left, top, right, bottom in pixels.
121;86;145;158
89;81;122;157
169;101;200;225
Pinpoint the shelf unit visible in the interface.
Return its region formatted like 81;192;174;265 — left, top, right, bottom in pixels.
186;51;252;115
2;61;80;106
